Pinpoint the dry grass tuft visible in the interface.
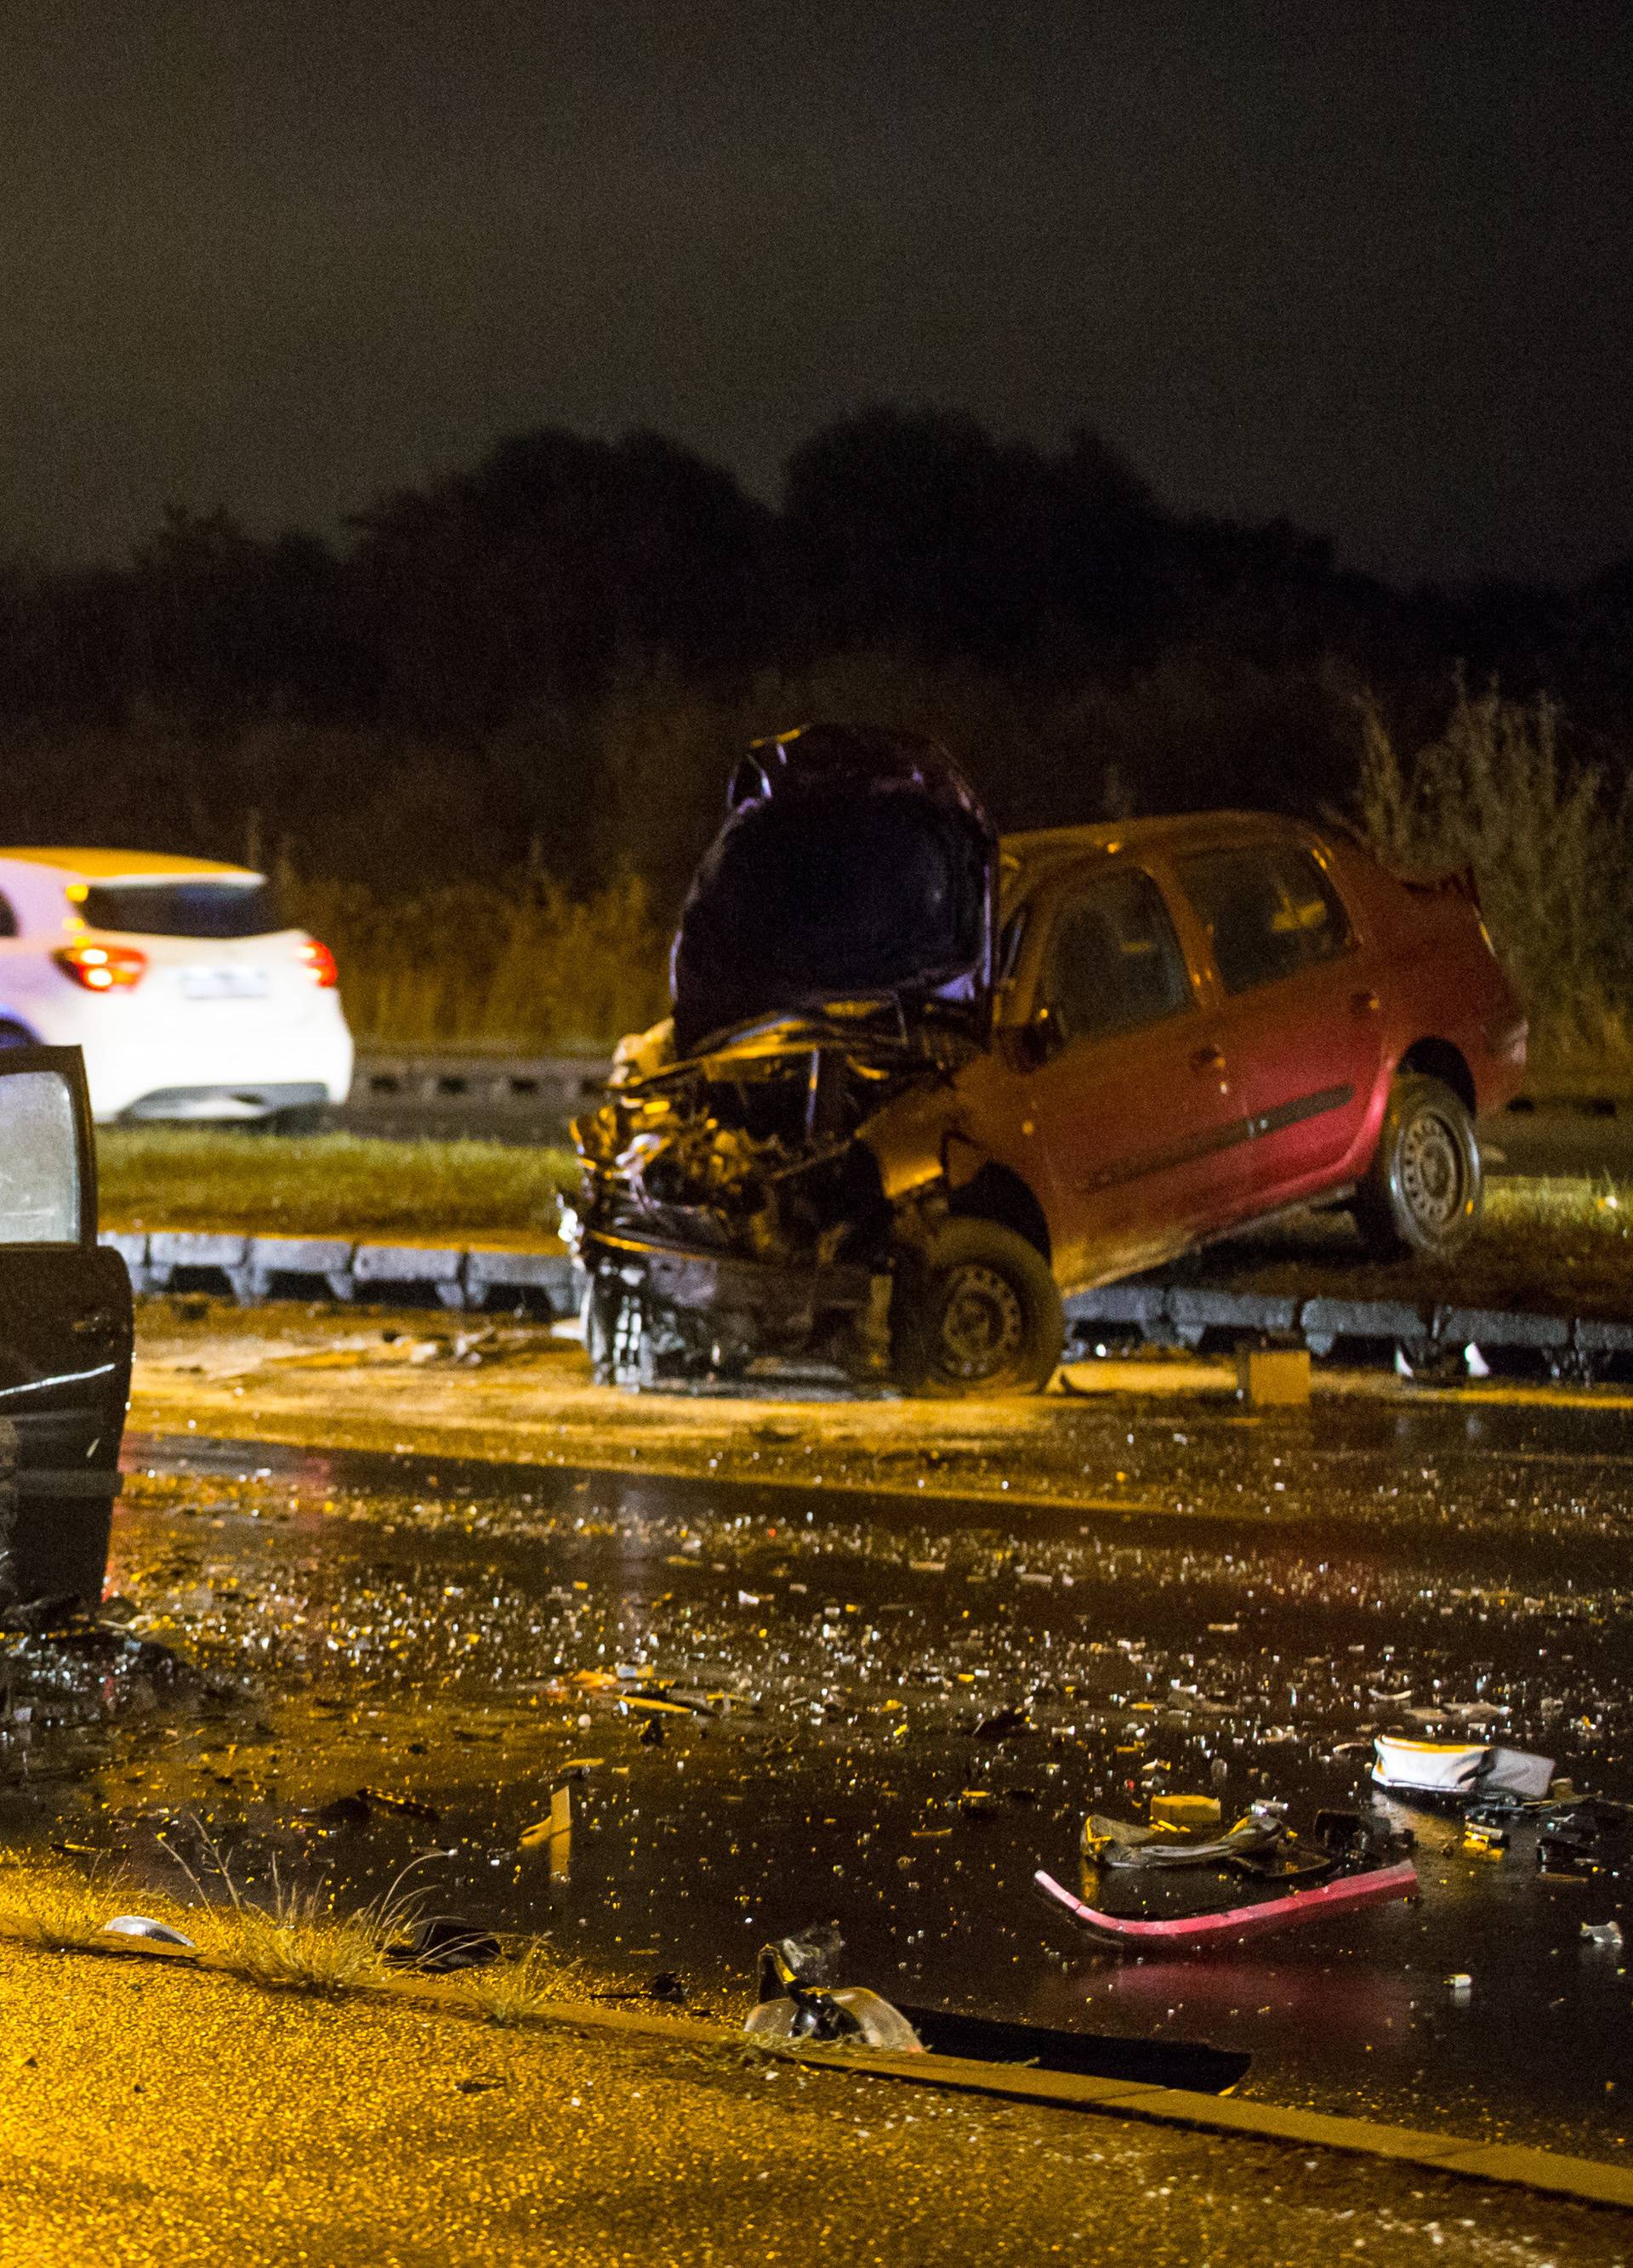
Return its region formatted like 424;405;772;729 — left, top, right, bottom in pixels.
456;1941;581;2026
168;1838;429;1996
0;1860;141;1952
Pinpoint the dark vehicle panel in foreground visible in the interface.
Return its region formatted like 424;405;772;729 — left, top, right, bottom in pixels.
571;725;1525;1394
0;1045;131;1601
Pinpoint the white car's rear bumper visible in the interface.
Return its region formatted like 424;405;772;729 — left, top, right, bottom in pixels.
84;1007;355;1119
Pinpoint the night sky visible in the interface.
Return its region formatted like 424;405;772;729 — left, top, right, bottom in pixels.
3;0;1630;583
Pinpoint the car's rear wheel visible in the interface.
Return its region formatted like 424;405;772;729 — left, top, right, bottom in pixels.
1354;1072;1482;1259
891;1219;1065;1396
0;1022;34;1047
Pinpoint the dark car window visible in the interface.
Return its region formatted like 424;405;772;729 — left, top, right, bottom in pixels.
1177;844;1351;996
79;878;287;939
1041;869;1192;1043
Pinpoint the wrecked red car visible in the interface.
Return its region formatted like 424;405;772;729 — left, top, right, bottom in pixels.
569;724;1526;1394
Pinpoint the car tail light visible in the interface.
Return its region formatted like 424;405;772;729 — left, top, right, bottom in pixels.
53;942;147;992
301;939;339;988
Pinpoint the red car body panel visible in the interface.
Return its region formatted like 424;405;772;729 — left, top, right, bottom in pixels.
885;813;1527;1295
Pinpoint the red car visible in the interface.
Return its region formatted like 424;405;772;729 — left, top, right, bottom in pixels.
572;725;1526;1394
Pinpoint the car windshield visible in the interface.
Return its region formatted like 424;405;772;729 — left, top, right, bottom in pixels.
78;879;287;938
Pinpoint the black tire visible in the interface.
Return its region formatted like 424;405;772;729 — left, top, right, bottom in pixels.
0;1021;35;1047
1354;1072;1482;1259
891;1219;1065;1396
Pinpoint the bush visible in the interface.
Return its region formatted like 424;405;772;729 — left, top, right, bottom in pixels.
288;867;669;1051
1358;683;1633;1083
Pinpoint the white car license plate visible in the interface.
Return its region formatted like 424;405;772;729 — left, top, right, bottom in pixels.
179;967;270;1001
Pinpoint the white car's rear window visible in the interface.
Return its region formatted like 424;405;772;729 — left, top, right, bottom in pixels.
80;880;287;939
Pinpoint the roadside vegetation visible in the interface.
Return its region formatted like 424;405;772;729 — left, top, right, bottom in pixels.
0;1853;582;2017
1359;683;1633;1092
99;1128;1633;1316
98;1128;577;1240
1186;1174;1633;1320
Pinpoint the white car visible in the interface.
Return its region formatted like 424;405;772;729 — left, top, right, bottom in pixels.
0;850;355;1123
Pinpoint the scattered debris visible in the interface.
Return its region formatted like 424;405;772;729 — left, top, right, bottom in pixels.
1372;1736;1554;1802
387;1918;502;1972
1535;1798;1630;1879
893;2000;1249;2095
1148;1793;1221;1833
1460;1825;1509;1861
1082;1801;1298;1875
744;1925;924;2053
520;1785;574;1853
100;1914;195;1950
1035;1856;1420;1950
973;1705;1034;1742
1581;1920;1624;1951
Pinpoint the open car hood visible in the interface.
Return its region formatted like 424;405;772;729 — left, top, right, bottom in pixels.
669;723;998;1056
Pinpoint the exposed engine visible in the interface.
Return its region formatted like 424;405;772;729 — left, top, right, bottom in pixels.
568;1014;969;1384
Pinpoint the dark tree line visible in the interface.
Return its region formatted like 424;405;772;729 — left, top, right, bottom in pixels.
3;404;1631;912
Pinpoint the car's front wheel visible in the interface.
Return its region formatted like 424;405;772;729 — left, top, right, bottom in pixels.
1354;1072;1482;1259
891;1219;1065;1396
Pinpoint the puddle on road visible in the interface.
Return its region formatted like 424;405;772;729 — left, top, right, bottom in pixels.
2;1401;1629;2163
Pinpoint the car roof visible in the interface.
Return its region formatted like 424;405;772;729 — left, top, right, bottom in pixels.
0;849;264;883
999;810;1323;886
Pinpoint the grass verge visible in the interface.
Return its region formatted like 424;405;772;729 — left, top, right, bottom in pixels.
1189;1174;1633;1319
102;1120;1633;1318
98;1128;578;1241
0;1852;584;2016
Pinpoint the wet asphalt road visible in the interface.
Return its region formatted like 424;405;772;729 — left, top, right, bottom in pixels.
5;1387;1631;2167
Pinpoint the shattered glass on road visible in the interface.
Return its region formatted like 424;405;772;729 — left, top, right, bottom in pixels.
3;1386;1630;2163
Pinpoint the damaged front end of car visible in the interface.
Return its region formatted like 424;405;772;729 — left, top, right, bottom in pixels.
568;723;1000;1390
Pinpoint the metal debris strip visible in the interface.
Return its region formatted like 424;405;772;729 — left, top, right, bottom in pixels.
100;1227;1633;1380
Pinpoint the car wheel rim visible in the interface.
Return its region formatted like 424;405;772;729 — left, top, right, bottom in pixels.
936;1264;1025;1381
1399;1108;1465;1231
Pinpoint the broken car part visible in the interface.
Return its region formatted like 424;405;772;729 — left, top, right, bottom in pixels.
1371;1736;1555;1802
746;1929;924;2053
1034;1857;1420;1949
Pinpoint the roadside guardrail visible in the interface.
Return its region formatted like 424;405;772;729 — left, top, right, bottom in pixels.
337;1049;612;1145
327;1050;1633;1177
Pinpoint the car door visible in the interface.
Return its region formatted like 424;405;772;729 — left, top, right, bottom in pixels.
0;1046;132;1605
1014;864;1252;1287
1171;838;1384;1203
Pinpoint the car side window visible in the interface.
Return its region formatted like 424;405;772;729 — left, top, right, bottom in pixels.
0;893;16;939
1176;844;1352;996
1040;869;1192;1043
0;1069;81;1243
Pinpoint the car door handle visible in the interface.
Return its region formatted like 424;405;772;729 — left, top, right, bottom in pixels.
1351;988;1380;1015
1191;1043;1226;1073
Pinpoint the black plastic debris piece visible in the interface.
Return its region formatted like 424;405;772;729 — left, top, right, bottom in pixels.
638;1716;666;1748
894;2004;1249;2095
358;1786;441;1823
589;1970;689;2008
1313;1810;1415;1863
1535;1798;1630;1879
387;1917;502;1972
973;1706;1035;1742
316;1793;373;1827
